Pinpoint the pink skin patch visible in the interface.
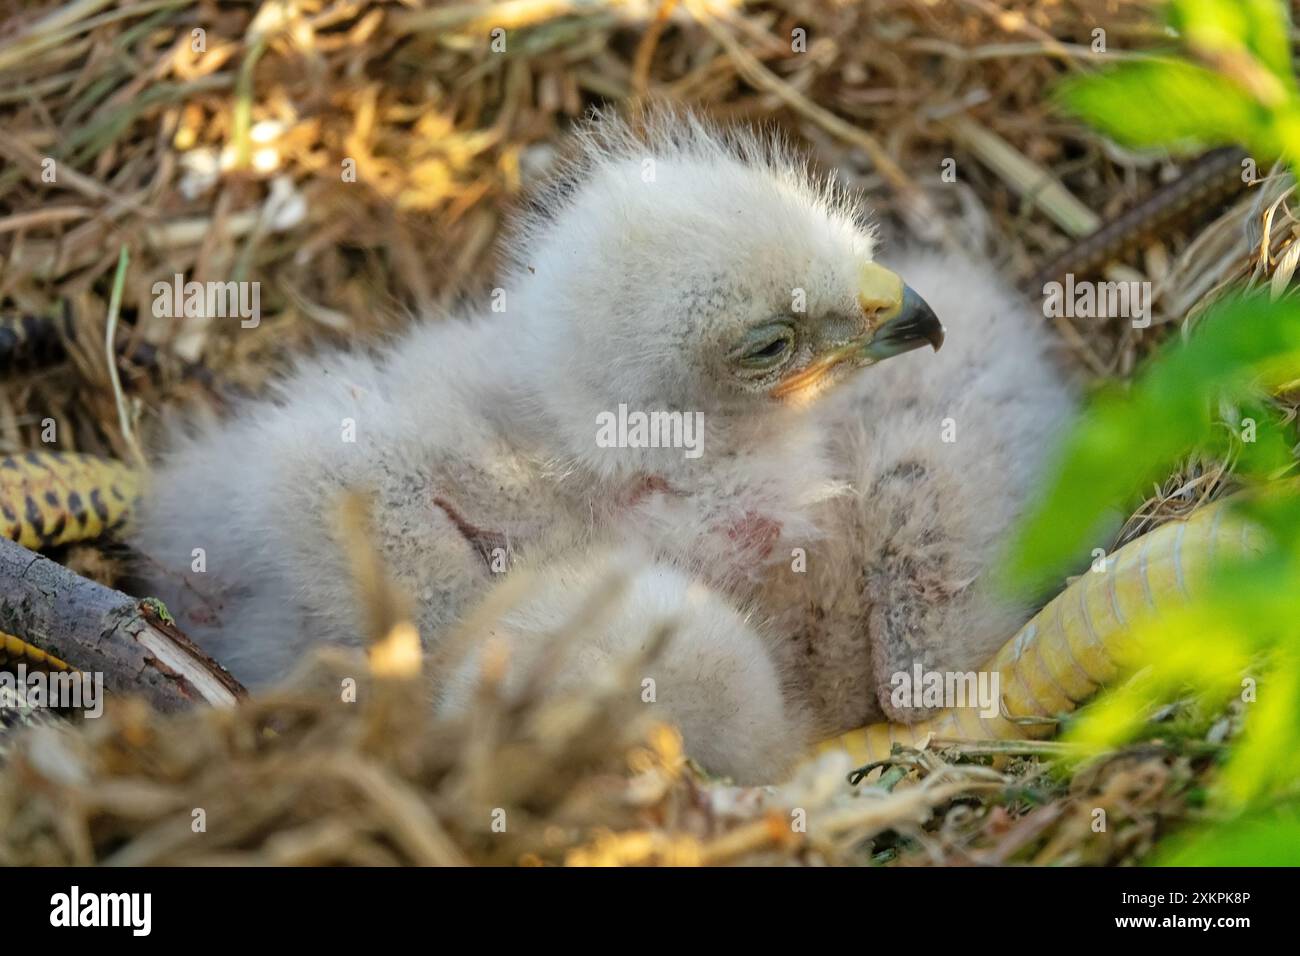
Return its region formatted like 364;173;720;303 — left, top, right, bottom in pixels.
622;473;784;565
723;511;782;562
622;473;677;508
433;475;784;581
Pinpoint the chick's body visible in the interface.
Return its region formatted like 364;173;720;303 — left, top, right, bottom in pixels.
134;113;1073;781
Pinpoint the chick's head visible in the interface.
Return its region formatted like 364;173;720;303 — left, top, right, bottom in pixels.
508;111;943;470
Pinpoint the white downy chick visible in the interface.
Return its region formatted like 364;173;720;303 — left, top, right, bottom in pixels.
134;110;1072;775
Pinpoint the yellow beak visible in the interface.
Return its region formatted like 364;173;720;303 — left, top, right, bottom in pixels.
858;261;906;317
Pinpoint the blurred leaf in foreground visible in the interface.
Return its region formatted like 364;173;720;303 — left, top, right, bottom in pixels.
1155;801;1300;865
1002;291;1300;596
1003;0;1300;857
1058;0;1299;158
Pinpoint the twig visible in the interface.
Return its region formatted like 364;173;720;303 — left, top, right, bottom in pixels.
948;114;1101;237
927;737;1081;756
631;0;678;98
0;536;245;710
391;0;648;36
104;246;144;468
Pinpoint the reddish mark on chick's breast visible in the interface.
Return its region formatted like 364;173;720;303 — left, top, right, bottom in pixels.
619;475;781;566
433;495;509;568
724;511;782;561
624;474;678;508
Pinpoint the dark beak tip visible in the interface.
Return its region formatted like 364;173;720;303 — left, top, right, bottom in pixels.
900;284;944;354
860;284;945;363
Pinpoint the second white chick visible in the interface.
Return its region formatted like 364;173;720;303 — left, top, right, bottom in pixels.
436;549;799;783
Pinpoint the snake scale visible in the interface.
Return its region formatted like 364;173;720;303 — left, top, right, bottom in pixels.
0;451;137;674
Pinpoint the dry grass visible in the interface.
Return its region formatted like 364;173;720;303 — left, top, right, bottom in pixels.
5;0;1288;461
0;0;1295;865
0;637;1227;865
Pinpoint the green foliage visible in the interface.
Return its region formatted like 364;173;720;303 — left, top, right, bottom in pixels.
1003;291;1300;595
1155;802;1300;865
1058;0;1300;158
1006;0;1300;864
1060;59;1279;153
1169;0;1294;88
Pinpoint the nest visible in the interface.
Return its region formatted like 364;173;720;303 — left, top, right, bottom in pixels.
0;632;1221;866
0;0;1294;864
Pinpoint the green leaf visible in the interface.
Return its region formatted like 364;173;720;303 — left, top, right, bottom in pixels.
1218;651;1300;806
1155;801;1300;864
1058;59;1278;153
1170;0;1294;87
1003;292;1300;595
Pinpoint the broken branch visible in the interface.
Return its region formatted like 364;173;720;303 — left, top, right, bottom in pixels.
0;536;244;711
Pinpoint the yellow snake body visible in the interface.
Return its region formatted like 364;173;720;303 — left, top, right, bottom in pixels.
0;450;140;549
1;451;140;672
0;632;71;671
821;497;1258;764
0;453;1260;760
